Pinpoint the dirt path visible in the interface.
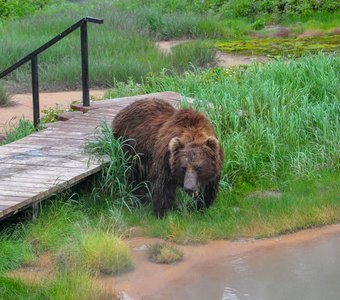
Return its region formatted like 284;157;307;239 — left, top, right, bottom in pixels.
0;89;107;134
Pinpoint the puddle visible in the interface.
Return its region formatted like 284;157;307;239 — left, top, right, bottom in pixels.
112;225;340;300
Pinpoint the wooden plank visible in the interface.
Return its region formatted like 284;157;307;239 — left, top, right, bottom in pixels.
0;190;38;197
0;185;50;192
0;195;27;201
0;160;97;169
0;148;85;157
0;199;26;205
0;177;67;184
0;181;55;188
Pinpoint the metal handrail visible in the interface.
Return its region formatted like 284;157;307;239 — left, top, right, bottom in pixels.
0;17;104;127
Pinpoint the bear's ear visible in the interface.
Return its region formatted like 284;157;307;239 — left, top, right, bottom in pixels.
169;137;184;153
205;136;219;152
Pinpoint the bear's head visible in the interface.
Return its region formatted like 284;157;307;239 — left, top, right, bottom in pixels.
168;136;222;196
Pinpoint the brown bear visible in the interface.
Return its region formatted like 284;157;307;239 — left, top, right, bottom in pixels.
112;99;224;217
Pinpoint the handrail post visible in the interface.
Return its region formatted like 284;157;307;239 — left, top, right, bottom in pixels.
80;21;90;107
31;55;40;127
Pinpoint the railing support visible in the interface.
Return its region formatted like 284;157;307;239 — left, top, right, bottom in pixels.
0;17;103;126
31;55;40;127
81;21;90;107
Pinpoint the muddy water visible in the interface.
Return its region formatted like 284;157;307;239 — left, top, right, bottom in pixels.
113;225;340;300
153;232;340;300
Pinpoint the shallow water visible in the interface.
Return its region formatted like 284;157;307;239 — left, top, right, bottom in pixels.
151;233;340;300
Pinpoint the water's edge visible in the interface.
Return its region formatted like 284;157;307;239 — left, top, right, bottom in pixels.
110;224;340;300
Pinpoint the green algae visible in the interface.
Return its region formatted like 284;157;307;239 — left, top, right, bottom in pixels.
215;35;340;57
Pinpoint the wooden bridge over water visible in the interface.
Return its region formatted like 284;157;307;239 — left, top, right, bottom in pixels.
0;92;183;221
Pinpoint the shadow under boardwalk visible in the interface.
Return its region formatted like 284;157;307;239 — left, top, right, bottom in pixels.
0;92;183;221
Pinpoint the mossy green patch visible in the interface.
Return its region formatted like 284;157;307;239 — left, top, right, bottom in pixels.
215;35;340;57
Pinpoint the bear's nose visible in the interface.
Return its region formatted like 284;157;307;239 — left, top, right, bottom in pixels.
183;170;198;196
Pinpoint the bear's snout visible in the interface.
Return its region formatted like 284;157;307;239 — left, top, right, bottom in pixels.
183;169;199;196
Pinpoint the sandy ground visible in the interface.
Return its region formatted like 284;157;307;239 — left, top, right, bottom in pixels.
0;89;107;134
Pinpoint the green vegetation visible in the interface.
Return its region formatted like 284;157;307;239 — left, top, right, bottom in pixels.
0;0;57;20
0;119;36;145
0;237;33;273
1;0;338;92
0;81;10;106
0;0;340;296
108;54;340;185
0;272;117;300
0;194;129;299
79;232;133;274
86;122;148;211
0;1;217;92
148;242;184;264
215;35;340;57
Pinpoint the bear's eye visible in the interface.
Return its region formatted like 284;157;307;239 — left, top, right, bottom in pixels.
196;166;203;172
181;166;186;172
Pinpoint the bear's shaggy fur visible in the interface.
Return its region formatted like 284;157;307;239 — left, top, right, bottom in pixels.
112;99;223;217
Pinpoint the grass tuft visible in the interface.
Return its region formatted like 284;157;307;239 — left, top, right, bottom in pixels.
86;122;149;211
0;82;11;106
79;232;133;275
148;242;184;264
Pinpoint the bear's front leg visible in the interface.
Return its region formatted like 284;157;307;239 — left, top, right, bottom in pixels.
151;179;177;218
196;177;220;210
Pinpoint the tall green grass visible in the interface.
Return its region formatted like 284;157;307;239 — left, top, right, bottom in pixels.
0;1;218;92
107;54;340;186
86;122;150;211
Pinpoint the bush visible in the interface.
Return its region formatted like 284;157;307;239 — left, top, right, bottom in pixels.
0;0;56;19
218;0;340;20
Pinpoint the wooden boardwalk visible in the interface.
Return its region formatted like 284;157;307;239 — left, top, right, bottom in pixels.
0;92;182;220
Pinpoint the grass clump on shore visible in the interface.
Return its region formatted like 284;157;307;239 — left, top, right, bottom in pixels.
148;243;184;264
80;232;133;275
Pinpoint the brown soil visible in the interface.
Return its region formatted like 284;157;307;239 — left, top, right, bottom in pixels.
0;89;107;134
